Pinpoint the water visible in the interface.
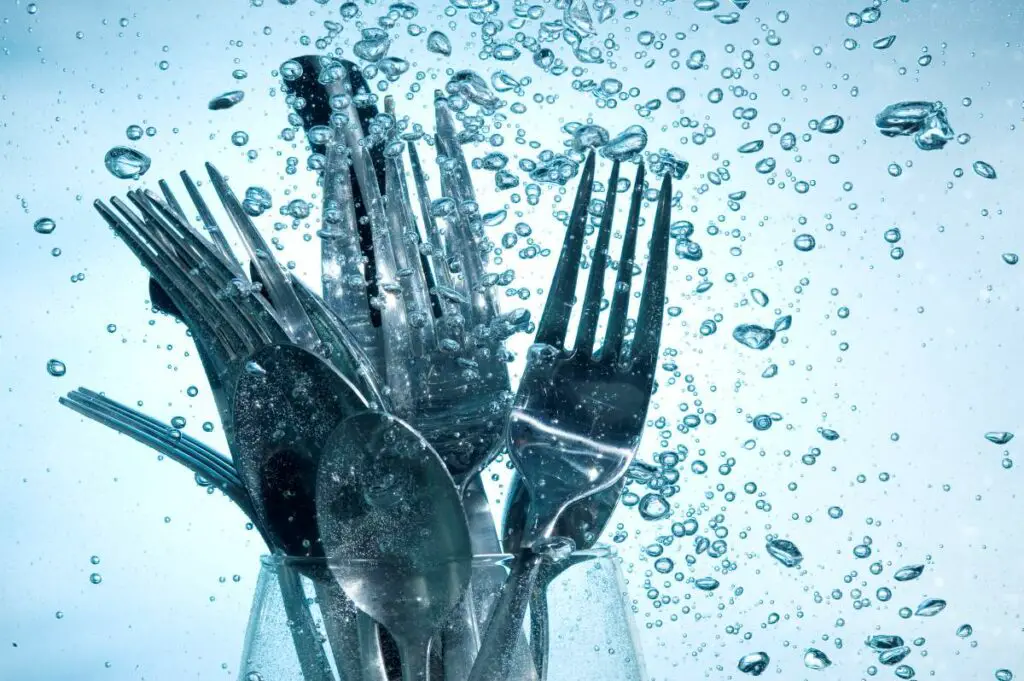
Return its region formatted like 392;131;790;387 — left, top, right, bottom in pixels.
208;90;245;111
32;217;55;234
103;146;151;180
4;1;1024;680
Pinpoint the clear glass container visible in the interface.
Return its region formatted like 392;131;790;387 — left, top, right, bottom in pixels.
239;549;645;681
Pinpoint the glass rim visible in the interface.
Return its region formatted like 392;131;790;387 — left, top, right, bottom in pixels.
260;545;613;567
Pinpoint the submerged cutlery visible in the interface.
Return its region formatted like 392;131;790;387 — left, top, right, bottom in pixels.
317;411;473;681
85;163;396;681
232;343;386;681
501;475;621;680
59;387;336;681
284;55;531;678
469;153;675;681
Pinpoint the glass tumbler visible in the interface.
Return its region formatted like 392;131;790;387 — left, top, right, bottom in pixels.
238;549;645;681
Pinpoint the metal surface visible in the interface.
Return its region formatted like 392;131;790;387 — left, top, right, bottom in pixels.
470;155;675;681
317;411;472;681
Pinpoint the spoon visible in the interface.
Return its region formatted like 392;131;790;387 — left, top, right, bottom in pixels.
232;343;387;681
502;475;623;680
317;411;473;681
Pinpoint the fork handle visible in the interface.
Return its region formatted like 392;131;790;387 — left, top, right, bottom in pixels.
278;569;337;681
467;551;544;681
528;574;551;681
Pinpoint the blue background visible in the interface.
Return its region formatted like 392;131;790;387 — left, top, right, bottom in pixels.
1;0;1022;678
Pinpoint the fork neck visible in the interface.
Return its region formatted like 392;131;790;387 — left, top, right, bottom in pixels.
521;500;576;554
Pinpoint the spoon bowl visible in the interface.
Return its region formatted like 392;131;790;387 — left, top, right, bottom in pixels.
317;411;472;681
232;343;369;557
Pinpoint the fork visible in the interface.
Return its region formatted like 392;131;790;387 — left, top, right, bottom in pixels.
60;387;261;534
467;152;675;681
288;55;532;676
84;165;390;681
93;166;385;435
58;387;337;681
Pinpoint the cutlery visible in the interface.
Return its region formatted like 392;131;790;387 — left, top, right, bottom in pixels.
89;164;394;681
233;342;387;681
60;387;263;536
284;56;531;678
59;388;335;681
317;411;473;681
501;475;621;680
468;153;675;681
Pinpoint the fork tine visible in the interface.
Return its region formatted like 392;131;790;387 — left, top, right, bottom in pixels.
205;162;323;352
533;151;597;349
574;160;620;358
321;132;383;373
600;162;646;362
179;170;245;274
627;171;673;382
324;66;415;413
67;387;241;483
383;100;436;353
95;199;246;365
407;141;454;310
158;179;189;223
135;190;239;286
107;194;264;360
433;95;500;327
129;190;274;353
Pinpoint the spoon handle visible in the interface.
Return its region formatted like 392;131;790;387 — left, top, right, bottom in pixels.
399;638;433;681
442;587;480;680
467;551;544;681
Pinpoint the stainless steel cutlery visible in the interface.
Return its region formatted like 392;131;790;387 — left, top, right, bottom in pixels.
61;72;680;679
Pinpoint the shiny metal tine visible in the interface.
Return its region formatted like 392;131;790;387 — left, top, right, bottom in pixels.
433;96;499;326
179;170;245;274
151;181;291;350
99;200;253;368
117;192;181;261
331;63;413;411
71;386;240;482
575;160;621;359
136;190;238;286
205;162;322;352
533;151;597;349
94;200;216;339
59;393;264;537
383;101;436;354
130;191;268;353
407;141;452;329
601;162;646;362
627;171;673;382
107;195;256;360
158;179;189;223
59;392;244;494
407;142;453;292
321;132;374;323
385;149;437;353
107;196;208;308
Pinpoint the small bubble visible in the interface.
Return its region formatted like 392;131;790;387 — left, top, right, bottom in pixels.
33;217;56;234
104;146;151;180
794;234;816;251
972;160;997;179
47;359;67;377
